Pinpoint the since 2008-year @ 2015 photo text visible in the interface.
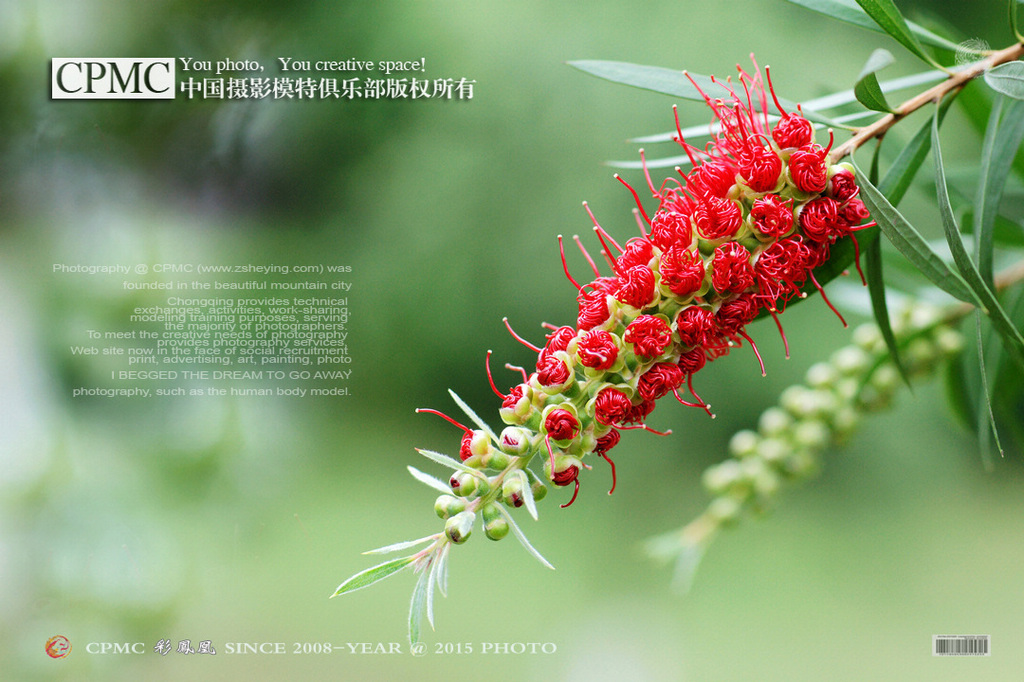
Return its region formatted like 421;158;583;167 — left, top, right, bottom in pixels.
53;261;354;400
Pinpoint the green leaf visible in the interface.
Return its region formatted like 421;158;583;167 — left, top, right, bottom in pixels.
853;0;943;68
932;106;1024;367
363;533;438;556
975;97;1024;284
407;465;453;495
855;48;898;113
408;569;429;645
865;235;911;386
975;313;1003;464
331;555;417;597
496;505;555;570
1013;0;1023;42
415;448;479;476
782;0;961;52
448;389;499;442
567;60;838;127
852;159;976;303
984;61;1024;99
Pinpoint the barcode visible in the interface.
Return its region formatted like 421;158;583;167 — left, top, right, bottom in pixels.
933;635;990;656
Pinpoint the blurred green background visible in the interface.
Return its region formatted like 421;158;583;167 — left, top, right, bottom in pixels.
2;0;1023;680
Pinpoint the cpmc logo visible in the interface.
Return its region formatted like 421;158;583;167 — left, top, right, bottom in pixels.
45;635;71;659
51;58;175;99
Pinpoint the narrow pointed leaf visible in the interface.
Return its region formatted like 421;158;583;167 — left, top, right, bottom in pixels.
975;313;1004;463
434;542;450;598
932;107;1024;366
407;465;454;495
876;92;954;202
853;0;942;67
447;389;499;441
332;555;417;597
519;471;539;521
855;48;898;112
567;60;837;126
495;505;555;570
976;97;1024;285
782;0;961;52
984;62;1024;100
363;533;438;556
865;220;911;386
852;159;975;303
415;448;479;476
408;570;429;645
425;554;440;629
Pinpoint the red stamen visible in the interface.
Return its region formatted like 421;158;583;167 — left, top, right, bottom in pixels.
573;234;601;278
560;479;580;508
583;201;624;255
764;64;788;117
618;423;673;436
503;317;542;352
632;208;649;238
738;330;766;377
415;408;470;433
504;363;529;383
598;452;617;495
672;105;702;168
850;234;866;285
484;350;506;399
769;309;791;359
615;173;652;226
638;149;660;198
809;271;848;327
558;235;583;291
544;435;557;478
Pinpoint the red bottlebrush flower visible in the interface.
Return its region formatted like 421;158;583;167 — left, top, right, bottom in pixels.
550;462;580;487
772;113;814;149
536;353;571;386
749;194;794;238
754;236;809;307
595;428;621;455
622;398;656;424
798;196;842;243
637;362;684;401
693;196;743;240
459;431;474;461
716;293;760;335
577;329;619;370
841;197;871;226
594;386;632;425
675;305;718;348
624;314;673;358
789;143;830;194
660;245;706;299
615;264;657;309
577;289;611;330
541;325;576;358
615;237;655;275
678;347;708;375
649;209;692;251
544;408;580;442
689;161;736;199
711;241;755;295
740;144;783;192
828;168;859;202
501;384;525;411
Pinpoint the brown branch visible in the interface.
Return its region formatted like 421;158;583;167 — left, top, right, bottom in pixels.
832;42;1024;161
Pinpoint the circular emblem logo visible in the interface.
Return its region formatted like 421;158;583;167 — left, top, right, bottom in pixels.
45;636;71;659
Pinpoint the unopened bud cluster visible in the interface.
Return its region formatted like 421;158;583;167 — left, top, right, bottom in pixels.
694;302;963;530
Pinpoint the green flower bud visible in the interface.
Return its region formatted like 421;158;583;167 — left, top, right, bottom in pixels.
484;517;510;541
702;460;745;495
905;337;937;372
531;479;548;502
482;449;511;471
831;345;870;376
434;494;466;520
756;437;790;465
501;470;528;508
805;362;839;390
934;327;964;356
445;511;475;544
870;364;899;394
729;430;760;458
793;419;830;450
852;323;883;353
481;502;502;525
758;407;793;437
708;496;743;524
498;426;532;456
449;472;479;498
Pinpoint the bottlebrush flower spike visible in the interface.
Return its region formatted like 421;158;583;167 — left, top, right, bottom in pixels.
334;58;873;645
